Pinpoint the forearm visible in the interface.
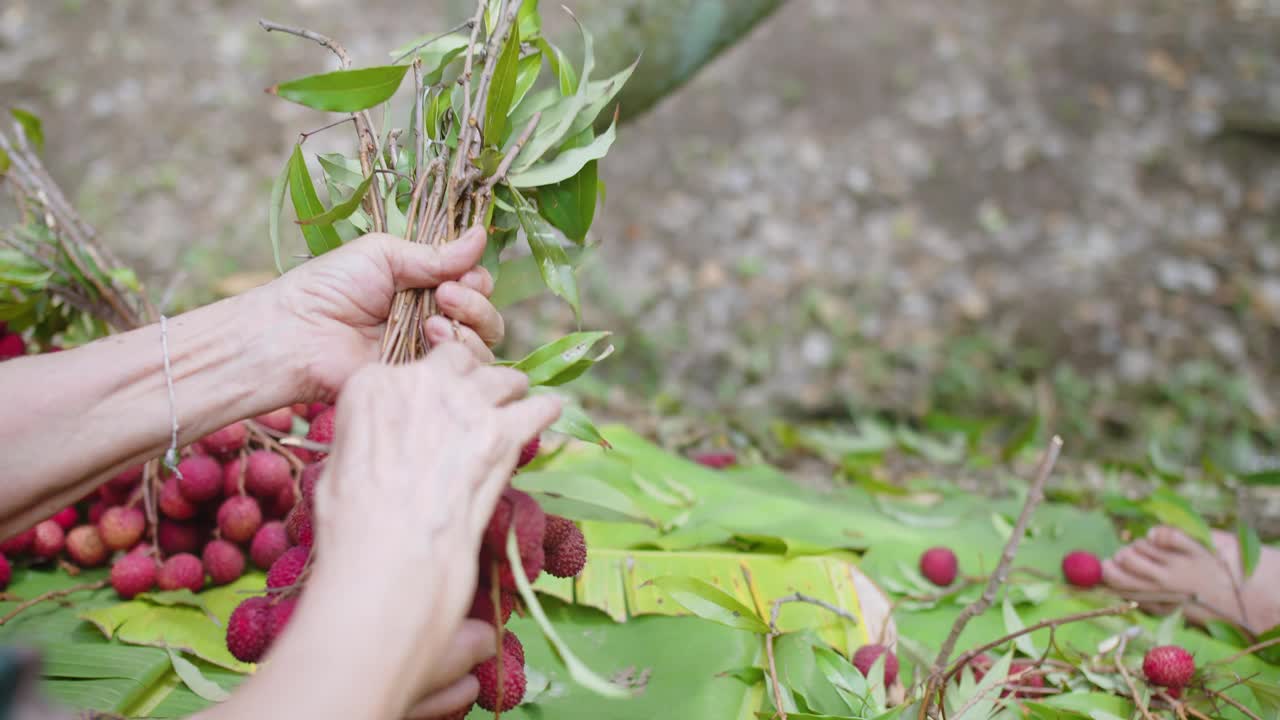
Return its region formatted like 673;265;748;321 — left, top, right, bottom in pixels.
0;288;301;536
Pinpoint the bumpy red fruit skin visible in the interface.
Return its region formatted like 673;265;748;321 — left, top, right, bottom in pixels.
920;547;959;587
254;407;295;433
690;451;737;469
543;515;575;550
305;402;330;421
1061;550;1103;588
285;504;313;548
226;597;271;663
0;554;10;590
469;589;517;626
176;455;223;504
543;518;587;578
0;528;35;556
267;596;298;640
482;544;545;592
158;553;205;592
203;540;246;585
517;437;540;468
31;520;65;560
157;520;201;555
51;507;79;531
852;644;899;687
300;463;324;507
223;457;246;497
305;407;335;448
245;450;291;500
106;464;144;493
217;496;263;544
473;644;527;712
201;422;249;457
268;485;297;519
250;521;289;569
159;477;198;520
66;526;108;567
484;489;547;557
98;506;146;550
502;632;525;665
111;554;158;599
266;546;309;589
1143;645;1195;689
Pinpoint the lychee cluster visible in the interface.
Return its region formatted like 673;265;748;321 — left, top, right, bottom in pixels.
428;438;588;719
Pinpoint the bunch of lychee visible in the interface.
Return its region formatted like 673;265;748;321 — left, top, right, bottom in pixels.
0;403;333;608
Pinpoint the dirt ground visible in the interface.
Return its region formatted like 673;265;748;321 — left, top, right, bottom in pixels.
2;0;1279;462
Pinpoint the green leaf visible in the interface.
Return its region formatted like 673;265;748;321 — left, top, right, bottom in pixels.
536;38;578;96
512;331;612;386
517;0;541;38
1241;468;1280;485
267;156;291;274
505;531;632;699
1155;608;1182;646
566;58;639;138
515;193;581;319
271;65;410;112
296;173;374;227
390;33;469;78
515;20;594;173
483;22;521;146
287;146;343;257
135;591;212;615
1002;597;1039;657
515;469;651;526
1238;521;1262;579
509;118;616;188
543;393;612;448
511;54;542;114
11;108;44;151
1001;415;1039;463
165;648;230;703
317;153;365;190
426;90;453;142
1140;488;1213;548
647;577;769;633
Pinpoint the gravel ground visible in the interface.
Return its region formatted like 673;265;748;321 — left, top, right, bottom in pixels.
2;0;1279;461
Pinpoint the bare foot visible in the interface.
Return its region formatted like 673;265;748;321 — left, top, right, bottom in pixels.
1102;526;1280;635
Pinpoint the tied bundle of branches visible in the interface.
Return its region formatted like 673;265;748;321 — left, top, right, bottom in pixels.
0;112;154;342
260;0;636;372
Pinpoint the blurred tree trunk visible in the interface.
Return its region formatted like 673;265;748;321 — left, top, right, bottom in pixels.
450;0;788;124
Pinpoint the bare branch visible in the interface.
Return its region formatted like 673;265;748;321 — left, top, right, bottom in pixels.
0;581;106;625
258;20;352;67
392;19;477;65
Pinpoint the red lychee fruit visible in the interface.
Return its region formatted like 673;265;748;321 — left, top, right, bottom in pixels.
0;553;10;590
542;515;575;550
176;455;222;504
481;544;545;592
1143;645;1195;690
31;520;65;560
223;456;246;497
226;596;271;663
250;521;289;570
501;631;525;665
51;506;79;531
469;589;517;626
305;407;335;450
267;596;298;641
217;495;263;544
920;546;958;587
158;519;202;554
110;554;157;599
517;436;540;468
284;504;313;548
203;539;246;586
690;450;737;469
268;484;297;519
87;499;111;526
484;489;546;557
473;638;527;712
98;506;145;550
158;553;205;592
543;518;587;578
201;422;249;457
266;546;309;590
0;333;26;360
1006;661;1046;698
66;525;108;567
305;402;330;421
1062;550;1103;588
852;644;899;687
958;654;994;684
245;450;291;500
0;528;35;556
159;477;198;520
299;462;324;507
253;407;295;433
106;464;143;493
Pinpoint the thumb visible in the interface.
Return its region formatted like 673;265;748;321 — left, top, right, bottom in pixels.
374;225;487;291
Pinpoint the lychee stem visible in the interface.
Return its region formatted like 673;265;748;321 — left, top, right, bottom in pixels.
1112;637;1157;720
246;422;306;472
141;458;162;558
0;580;105;626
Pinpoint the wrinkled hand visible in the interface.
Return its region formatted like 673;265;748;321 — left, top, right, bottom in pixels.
271;226;505;401
309;343;560;713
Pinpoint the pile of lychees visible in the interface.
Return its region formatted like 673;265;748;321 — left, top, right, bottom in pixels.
219;415;588;719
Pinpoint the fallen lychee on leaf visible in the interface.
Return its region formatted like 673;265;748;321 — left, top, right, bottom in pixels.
1143;645;1195;690
226;596;271;663
852;643;899;687
1061;550;1103;588
158;553;205;592
110;554;157;599
66;525;108;568
919;546;958;587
